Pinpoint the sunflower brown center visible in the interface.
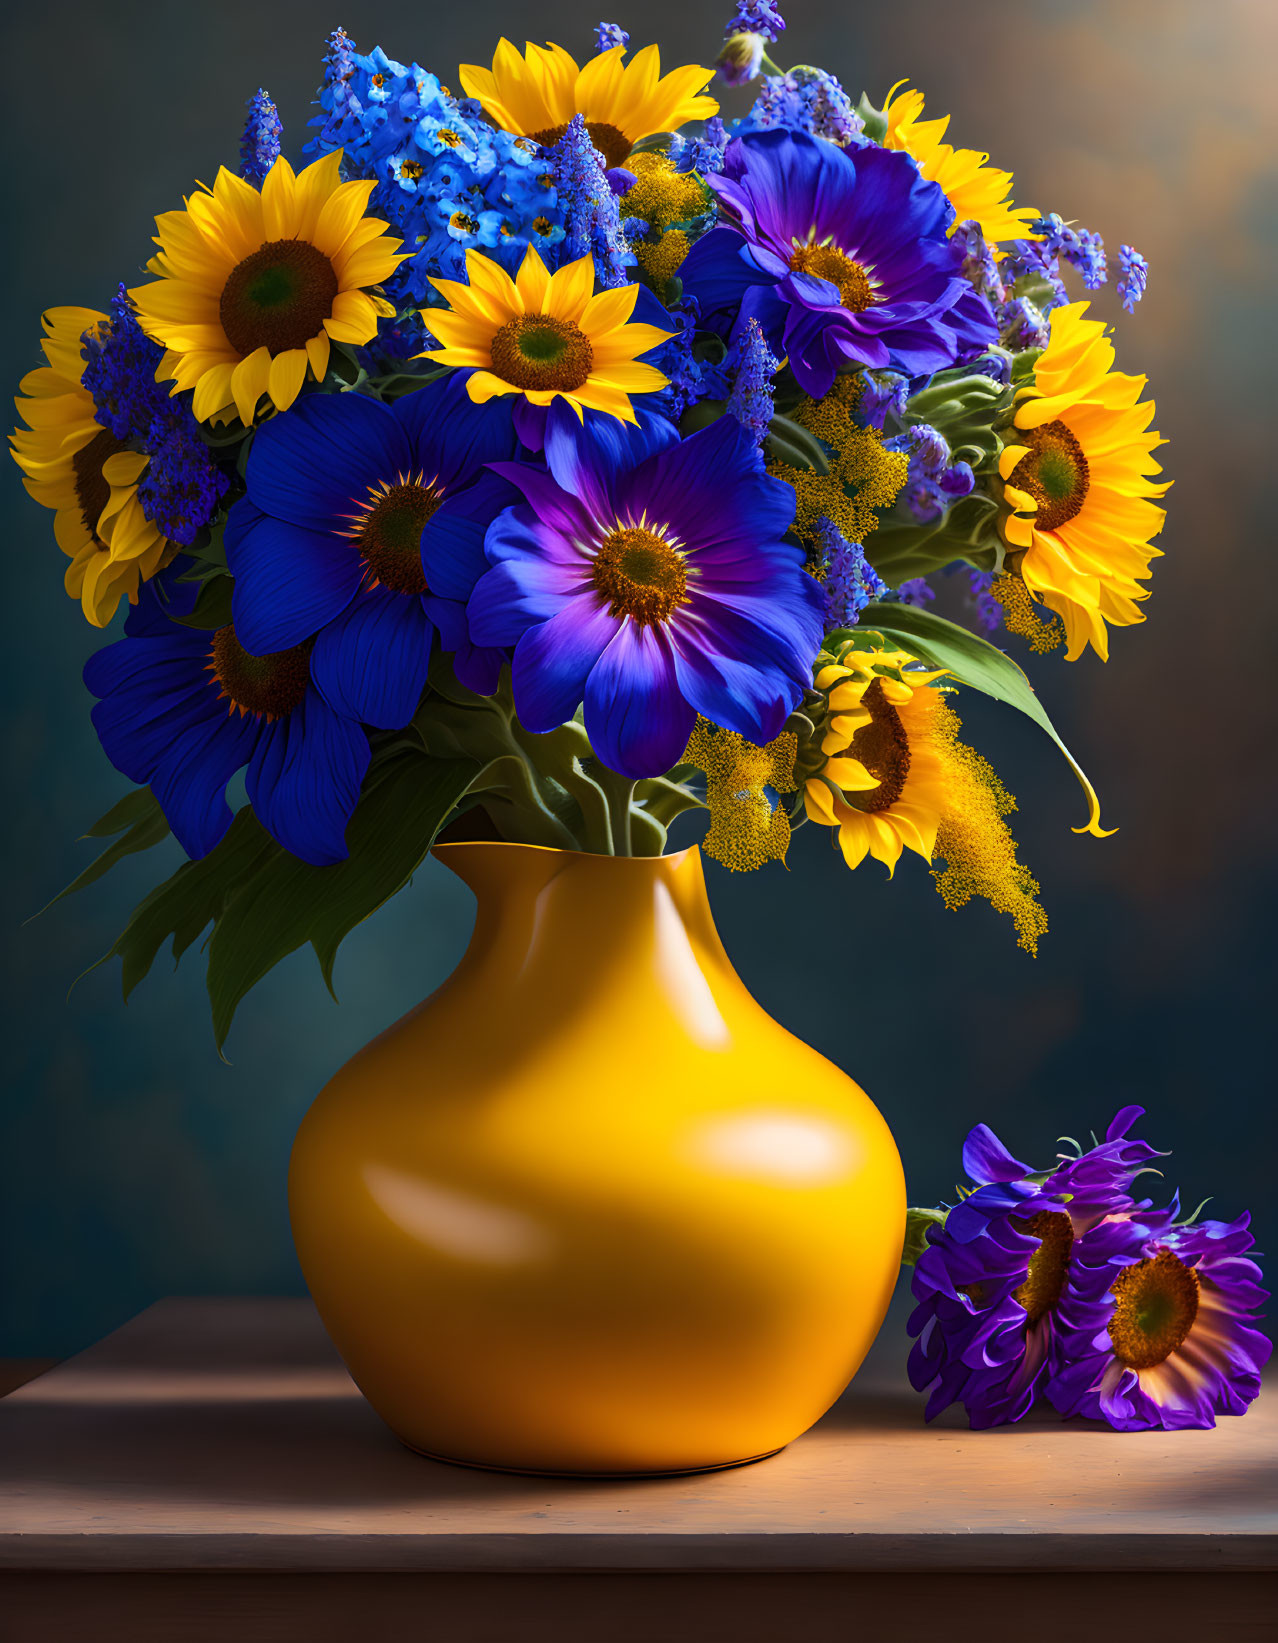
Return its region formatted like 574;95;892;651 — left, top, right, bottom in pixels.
354;479;441;595
789;241;876;312
489;315;595;392
219;238;340;357
529;120;633;169
1010;1210;1075;1325
1108;1247;1200;1370
1007;419;1090;532
210;625;312;719
72;428;129;543
844;677;911;813
592;525;689;626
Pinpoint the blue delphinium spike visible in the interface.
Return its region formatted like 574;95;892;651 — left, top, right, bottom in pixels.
594;22;629;51
240;89;283;184
818;520;885;628
550;114;633;288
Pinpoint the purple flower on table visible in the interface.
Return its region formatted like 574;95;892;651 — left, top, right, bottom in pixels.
908;1107;1170;1429
224;376;519;726
444;409;823;778
1046;1212;1270;1431
83;574;369;865
679;129;998;399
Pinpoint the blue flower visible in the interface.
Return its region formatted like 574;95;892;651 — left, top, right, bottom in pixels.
738;70;863;144
726;0;786;39
240;89;282;185
908;1108;1172;1429
594;22;630;52
443;410;824;777
83;577;370;865
680;129;998;398
224;377;520;726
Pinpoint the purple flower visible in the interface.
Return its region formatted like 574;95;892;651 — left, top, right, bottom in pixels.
680;129;998;399
819;521;884;627
550;114;634;288
726;317;779;448
79;288;228;545
453;411;824;777
897;577;935;608
1047;1212;1270;1431
717;33;767;88
739;70;863;145
1033;212;1108;289
908;1108;1171;1429
1117;244;1148;313
726;0;786;40
675;115;729;176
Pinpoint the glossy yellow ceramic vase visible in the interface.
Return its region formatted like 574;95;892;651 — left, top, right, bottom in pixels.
289;842;905;1475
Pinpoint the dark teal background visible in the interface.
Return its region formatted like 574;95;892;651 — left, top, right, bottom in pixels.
3;0;1274;1355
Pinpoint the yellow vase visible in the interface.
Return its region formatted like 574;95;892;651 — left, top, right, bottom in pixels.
289;842;905;1475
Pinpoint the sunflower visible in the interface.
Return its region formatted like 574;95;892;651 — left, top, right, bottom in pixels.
421;245;673;422
997;301;1170;661
803;640;1048;951
10;308;173;626
881;82;1038;248
458;39;717;170
129;153;406;427
801;643;950;874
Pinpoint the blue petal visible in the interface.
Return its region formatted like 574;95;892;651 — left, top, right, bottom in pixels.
543;401;679;516
584;622;695;779
150;710;260;859
310;587;434;730
425;594;507;696
962;1124;1032;1187
244;392;409;530
394;373;520;489
679;228;774;327
421;471;520;601
226;501;362;654
511;599;620;733
245;691;371;866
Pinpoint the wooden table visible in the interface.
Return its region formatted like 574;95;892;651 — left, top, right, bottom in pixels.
1;1298;1274;1641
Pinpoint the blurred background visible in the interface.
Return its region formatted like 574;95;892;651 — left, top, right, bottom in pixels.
2;0;1274;1357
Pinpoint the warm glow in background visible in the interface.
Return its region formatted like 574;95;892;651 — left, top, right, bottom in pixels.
2;0;1274;1353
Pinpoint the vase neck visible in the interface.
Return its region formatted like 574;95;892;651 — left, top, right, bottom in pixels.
432;844;736;1046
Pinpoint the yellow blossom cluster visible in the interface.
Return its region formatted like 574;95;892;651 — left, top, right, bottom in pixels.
684;719;798;872
991;573;1064;654
620;153;710;287
766;377;908;568
928;699;1048;955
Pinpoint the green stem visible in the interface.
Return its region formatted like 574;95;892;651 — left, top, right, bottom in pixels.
512;722;613;855
595;765;636;857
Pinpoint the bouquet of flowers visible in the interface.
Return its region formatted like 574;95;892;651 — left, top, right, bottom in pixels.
13;6;1168;1047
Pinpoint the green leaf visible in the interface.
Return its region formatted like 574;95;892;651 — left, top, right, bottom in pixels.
82;808;279;1000
901;1206;948;1267
864;493;1001;583
171;576;235;630
205;755;477;1049
35;789;171;917
766;414;831;475
861;603;1113;837
82;787;163;840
